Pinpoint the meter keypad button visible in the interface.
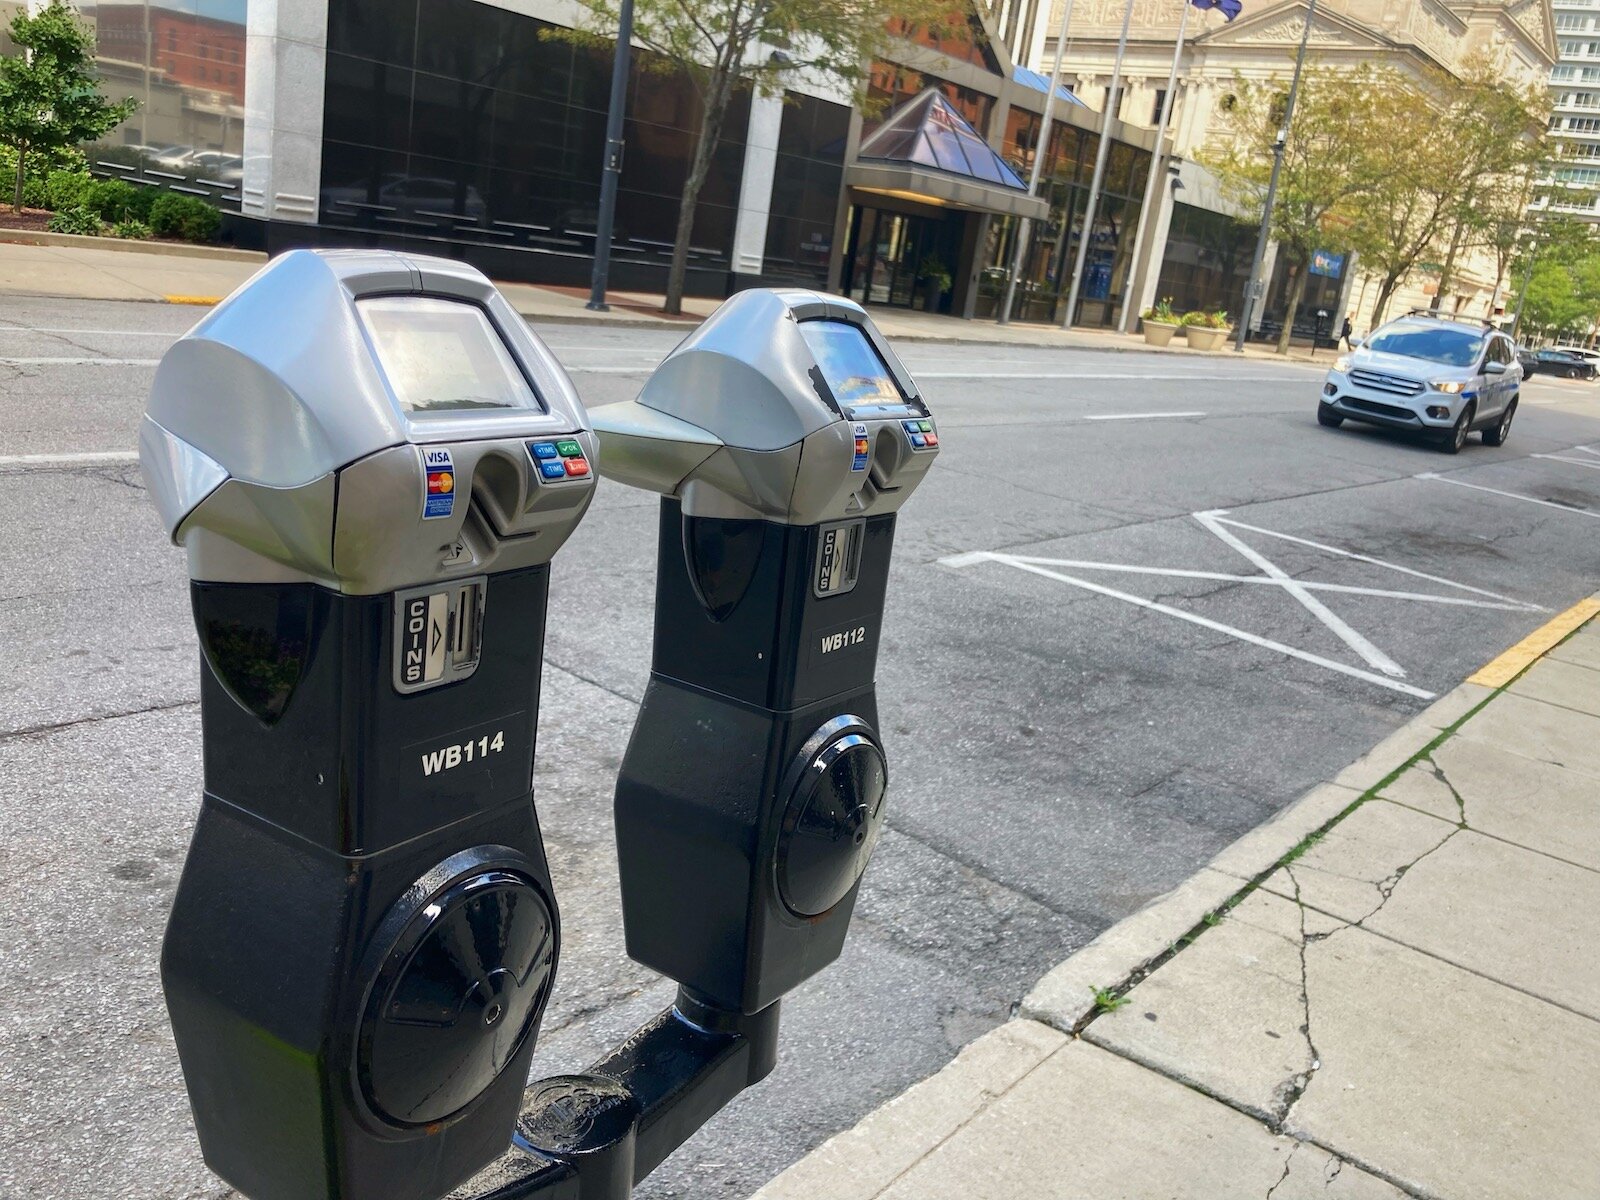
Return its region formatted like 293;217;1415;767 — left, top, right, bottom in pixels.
529;442;558;460
539;460;567;480
910;433;927;448
555;439;583;458
924;432;939;447
562;457;590;478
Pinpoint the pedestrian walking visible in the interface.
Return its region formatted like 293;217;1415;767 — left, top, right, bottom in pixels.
1339;314;1355;349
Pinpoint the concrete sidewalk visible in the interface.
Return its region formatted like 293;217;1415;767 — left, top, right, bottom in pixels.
754;600;1600;1200
0;237;1330;363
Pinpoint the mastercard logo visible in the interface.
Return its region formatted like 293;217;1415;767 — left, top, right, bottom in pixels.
427;471;454;494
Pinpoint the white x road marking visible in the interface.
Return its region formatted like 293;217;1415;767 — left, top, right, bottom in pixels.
941;513;1545;700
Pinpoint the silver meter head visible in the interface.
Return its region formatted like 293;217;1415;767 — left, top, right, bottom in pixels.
139;249;598;594
589;289;938;522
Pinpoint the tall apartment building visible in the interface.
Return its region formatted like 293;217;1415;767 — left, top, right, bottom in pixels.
1548;0;1600;219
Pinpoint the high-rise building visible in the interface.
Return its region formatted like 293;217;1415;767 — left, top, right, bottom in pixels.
1547;0;1600;220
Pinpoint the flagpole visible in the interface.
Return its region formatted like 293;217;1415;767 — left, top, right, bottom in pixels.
1062;0;1135;329
998;0;1077;325
1116;0;1191;334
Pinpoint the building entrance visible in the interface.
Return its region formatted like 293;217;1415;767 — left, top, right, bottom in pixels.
842;206;965;313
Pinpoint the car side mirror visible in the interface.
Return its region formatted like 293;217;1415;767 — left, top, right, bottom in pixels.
1484;361;1507;375
1349;338;1363;348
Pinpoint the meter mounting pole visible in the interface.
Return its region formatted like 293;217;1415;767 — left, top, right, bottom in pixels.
998;0;1076;327
588;0;634;312
1233;0;1315;353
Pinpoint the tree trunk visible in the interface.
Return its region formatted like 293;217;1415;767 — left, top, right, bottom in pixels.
12;148;25;212
1370;272;1403;330
664;68;739;316
1431;220;1466;313
1276;259;1307;356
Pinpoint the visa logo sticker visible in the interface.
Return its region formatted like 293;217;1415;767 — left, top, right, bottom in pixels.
422;447;455;520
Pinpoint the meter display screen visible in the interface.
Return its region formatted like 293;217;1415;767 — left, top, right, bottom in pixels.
799;321;918;418
359;296;541;414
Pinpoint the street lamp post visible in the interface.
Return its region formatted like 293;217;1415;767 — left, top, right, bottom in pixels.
587;0;634;312
1233;0;1316;353
998;0;1077;326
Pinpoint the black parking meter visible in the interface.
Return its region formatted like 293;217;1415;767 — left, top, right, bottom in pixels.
139;249;597;1200
590;289;938;1015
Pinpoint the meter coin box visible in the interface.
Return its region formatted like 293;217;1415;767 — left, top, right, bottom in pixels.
139;250;597;1200
591;289;937;1014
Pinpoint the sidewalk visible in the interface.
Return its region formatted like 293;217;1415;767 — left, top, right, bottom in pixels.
0;237;1330;363
754;599;1600;1200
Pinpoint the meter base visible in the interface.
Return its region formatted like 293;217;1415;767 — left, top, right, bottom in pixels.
453;990;780;1200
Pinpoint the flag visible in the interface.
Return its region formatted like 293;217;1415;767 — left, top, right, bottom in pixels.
1191;0;1243;19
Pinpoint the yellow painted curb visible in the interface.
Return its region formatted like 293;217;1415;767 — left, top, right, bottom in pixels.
1468;597;1600;688
164;295;221;306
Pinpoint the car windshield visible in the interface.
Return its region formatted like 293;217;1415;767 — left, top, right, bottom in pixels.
1364;322;1485;368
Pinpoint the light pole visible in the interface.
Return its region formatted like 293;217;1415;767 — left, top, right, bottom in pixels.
1233;0;1316;353
998;0;1077;326
1062;0;1135;329
587;0;634;312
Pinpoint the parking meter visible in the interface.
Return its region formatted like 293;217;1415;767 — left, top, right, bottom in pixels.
590;289;938;1014
139;249;596;1200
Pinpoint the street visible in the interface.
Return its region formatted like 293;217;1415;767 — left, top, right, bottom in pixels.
5;296;1600;1200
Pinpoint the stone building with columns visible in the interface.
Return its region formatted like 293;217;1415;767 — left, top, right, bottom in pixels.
1027;0;1557;335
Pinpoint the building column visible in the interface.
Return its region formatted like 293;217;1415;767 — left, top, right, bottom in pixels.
241;0;328;225
730;92;785;286
1132;157;1181;321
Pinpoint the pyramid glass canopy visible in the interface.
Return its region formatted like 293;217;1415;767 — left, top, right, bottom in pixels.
857;91;1027;190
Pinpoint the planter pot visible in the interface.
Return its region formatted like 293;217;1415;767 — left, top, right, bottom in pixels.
1184;326;1230;351
1142;320;1179;347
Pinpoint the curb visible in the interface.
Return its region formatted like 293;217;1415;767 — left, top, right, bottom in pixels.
0;228;266;262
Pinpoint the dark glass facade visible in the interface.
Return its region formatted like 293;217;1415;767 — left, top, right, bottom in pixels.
1153;202;1255;318
319;0;750;288
762;93;849;288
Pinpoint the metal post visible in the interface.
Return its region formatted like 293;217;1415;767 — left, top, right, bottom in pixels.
1233;0;1315;352
1062;0;1135;329
1117;0;1191;334
587;0;634;312
998;0;1076;326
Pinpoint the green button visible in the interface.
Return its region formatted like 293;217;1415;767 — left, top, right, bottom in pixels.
556;439;583;457
918;420;933;433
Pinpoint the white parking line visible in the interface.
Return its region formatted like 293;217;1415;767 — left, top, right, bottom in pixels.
1416;471;1600;519
0;450;139;466
1084;411;1206;421
0;357;160;366
1531;453;1600;470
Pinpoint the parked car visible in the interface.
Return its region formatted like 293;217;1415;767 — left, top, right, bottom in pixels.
1515;345;1540;377
187;151;243;186
1532;349;1598;380
1318;311;1520;454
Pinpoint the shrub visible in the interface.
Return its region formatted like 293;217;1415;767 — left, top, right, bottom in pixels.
46;206;103;236
1141;296;1178;323
1180;309;1230;329
44;168;93;211
21;172;49;209
125;184;157;221
85;178;142;222
112;218;152;240
149;192;220;242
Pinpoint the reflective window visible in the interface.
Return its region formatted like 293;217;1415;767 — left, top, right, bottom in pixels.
1365;321;1487;367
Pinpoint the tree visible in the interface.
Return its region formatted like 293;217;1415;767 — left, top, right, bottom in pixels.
556;0;953;314
0;1;135;211
1201;66;1387;354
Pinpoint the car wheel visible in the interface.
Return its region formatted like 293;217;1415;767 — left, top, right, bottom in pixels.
1440;404;1474;455
1482;398;1516;447
1317;404;1344;428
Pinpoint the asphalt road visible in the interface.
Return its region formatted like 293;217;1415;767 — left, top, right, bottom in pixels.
5;296;1600;1200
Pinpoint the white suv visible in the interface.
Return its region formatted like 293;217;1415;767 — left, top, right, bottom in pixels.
1318;313;1520;454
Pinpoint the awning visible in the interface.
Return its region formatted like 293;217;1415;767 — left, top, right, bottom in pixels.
848;90;1050;221
1010;64;1088;107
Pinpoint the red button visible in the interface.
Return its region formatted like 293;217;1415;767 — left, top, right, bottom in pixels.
924;433;939;447
563;457;590;477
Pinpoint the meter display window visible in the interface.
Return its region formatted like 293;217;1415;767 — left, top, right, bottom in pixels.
799;321;918;418
359;296;542;415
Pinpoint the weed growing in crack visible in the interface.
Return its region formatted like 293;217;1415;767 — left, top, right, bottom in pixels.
1089;986;1129;1014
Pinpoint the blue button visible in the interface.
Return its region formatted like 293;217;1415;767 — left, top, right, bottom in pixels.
539;460;567;479
911;433;927;448
529;442;558;460
902;420;920;433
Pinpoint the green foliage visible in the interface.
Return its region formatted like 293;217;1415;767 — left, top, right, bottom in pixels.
552;0;957;313
1180;309;1230;329
918;253;951;289
85;177;141;221
111;217;151;239
1089;986;1129;1014
149;192;220;241
1141;296;1178;323
44;167;92;211
45;204;102;236
0;1;138;209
